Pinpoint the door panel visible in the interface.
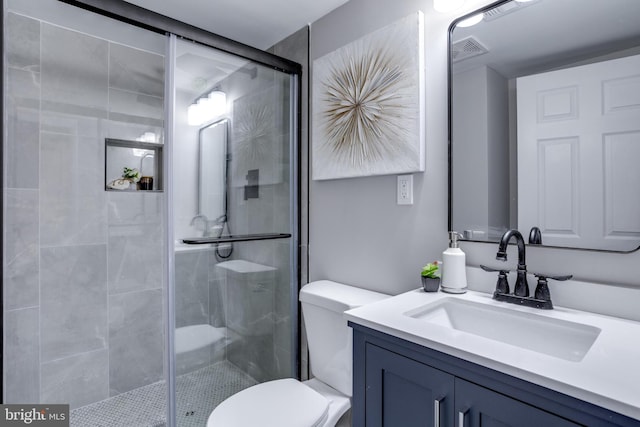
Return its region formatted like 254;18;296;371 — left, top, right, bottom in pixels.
517;54;640;250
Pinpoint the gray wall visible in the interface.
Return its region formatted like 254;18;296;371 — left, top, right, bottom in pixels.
452;66;489;235
453;65;509;238
308;0;640;300
3;8;165;408
486;66;510;233
309;0;452;295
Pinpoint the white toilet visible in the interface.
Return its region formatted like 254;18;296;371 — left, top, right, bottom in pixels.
207;280;388;427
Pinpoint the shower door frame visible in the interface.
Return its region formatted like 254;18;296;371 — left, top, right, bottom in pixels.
0;0;5;405
1;0;303;423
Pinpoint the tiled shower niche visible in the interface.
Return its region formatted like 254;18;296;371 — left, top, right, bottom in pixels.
105;138;164;192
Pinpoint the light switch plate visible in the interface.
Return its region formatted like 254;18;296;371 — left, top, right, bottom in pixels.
397;174;413;205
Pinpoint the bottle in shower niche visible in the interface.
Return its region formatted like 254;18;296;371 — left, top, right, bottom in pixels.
440;231;467;294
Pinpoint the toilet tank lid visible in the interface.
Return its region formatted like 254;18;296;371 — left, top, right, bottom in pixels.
300;280;389;313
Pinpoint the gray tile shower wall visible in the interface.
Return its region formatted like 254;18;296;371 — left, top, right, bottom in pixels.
5;12;40;71
5;63;40;189
40;132;107;246
4;308;40;404
174;249;227;375
175;250;210;328
108;43;165;98
218;247;286;383
108;289;164;396
41;24;109;118
108;192;164;295
40;244;108;362
4;189;39;311
3;12;166;409
41;349;109;408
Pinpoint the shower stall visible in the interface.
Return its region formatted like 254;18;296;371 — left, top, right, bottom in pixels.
2;0;301;425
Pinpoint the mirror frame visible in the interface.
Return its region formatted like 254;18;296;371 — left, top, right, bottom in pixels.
446;0;640;254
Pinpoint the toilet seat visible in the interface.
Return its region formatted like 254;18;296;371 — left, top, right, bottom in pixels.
207;378;330;427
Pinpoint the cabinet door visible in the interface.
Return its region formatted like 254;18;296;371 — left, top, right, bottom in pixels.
455;379;582;427
365;343;454;427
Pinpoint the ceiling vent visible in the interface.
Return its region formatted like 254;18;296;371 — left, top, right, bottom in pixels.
483;0;539;21
451;36;488;62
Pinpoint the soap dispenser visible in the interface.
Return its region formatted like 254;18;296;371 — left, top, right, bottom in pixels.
441;231;467;294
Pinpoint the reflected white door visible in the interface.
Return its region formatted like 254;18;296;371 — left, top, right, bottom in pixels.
517;54;640;251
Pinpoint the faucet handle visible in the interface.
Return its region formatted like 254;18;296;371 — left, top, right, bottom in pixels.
496;271;510;294
480;264;512;273
480;265;510;294
533;273;573;302
533;273;572;282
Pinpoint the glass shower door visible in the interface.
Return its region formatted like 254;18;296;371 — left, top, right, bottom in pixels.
169;37;298;426
3;1;299;424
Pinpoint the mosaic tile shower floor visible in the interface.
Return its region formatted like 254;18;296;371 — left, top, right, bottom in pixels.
70;361;257;427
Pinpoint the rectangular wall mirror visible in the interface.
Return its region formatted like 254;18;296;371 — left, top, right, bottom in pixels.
449;0;640;252
198;118;229;222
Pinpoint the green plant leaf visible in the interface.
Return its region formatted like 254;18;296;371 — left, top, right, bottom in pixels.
420;261;440;278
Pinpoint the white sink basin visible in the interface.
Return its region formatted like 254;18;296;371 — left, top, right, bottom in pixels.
404;298;601;361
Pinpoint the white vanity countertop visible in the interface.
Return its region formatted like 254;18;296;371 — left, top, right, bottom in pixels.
345;289;640;421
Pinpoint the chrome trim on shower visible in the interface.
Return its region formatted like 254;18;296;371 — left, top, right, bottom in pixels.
290;72;301;377
164;33;178;427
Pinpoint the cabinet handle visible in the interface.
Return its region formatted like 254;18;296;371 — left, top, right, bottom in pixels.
458;409;468;427
433;397;443;427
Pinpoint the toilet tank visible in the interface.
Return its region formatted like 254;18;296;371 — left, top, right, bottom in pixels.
300;280;388;396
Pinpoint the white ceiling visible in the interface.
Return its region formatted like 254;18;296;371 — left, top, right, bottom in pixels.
123;0;349;50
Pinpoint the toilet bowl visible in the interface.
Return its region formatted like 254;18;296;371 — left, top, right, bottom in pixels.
207;280;388;427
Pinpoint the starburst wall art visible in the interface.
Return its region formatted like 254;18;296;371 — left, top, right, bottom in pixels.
312;11;425;180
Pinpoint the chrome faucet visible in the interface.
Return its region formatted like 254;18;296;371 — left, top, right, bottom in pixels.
190;214;226;237
496;229;529;297
190;214;210;236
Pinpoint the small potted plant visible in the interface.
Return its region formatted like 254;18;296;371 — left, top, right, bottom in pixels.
421;261;441;292
122;167;141;190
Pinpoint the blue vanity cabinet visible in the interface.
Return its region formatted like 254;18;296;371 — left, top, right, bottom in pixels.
351;323;639;427
365;343;454;427
455;378;580;427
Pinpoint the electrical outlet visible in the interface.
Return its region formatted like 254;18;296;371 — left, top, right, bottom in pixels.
397;175;413;205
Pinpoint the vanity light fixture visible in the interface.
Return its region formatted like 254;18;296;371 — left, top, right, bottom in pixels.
187;90;227;126
433;0;465;13
457;13;484;27
187;101;205;126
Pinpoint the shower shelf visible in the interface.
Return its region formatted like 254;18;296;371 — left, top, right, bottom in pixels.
182;233;292;245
